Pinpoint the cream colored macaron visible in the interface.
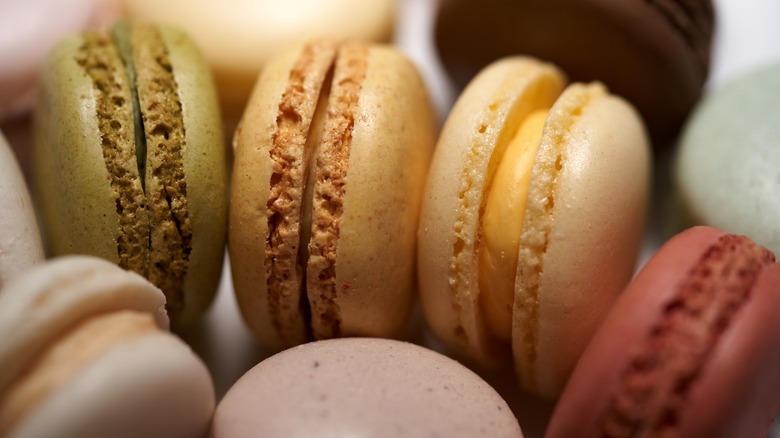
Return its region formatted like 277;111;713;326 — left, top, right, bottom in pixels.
418;57;651;398
0;256;214;438
0;131;43;289
212;338;522;438
229;39;435;349
121;0;396;121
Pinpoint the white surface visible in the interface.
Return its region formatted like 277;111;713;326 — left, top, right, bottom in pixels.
198;0;780;436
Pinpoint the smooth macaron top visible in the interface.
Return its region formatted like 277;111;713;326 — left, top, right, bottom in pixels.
121;0;396;116
0;131;43;289
229;40;435;349
212;338;522;438
547;226;780;437
34;23;226;329
675;64;780;256
418;56;650;398
435;0;714;143
0;256;215;438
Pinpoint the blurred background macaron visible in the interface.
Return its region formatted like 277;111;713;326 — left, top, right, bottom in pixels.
0;256;214;438
120;0;397;130
434;0;715;145
212;338;522;438
0;130;43;289
674;64;780;256
0;0;119;173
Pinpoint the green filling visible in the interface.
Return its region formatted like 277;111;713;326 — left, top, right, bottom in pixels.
111;22;146;191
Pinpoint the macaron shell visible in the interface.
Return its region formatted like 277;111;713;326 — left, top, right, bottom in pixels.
0;256;168;396
11;333;214;438
212;338;522;438
159;25;227;328
516;84;650;397
0;132;43;289
418;57;566;367
229;43;335;347
546;226;742;436
34;33;122;263
327;44;434;338
675;65;780;256
677;263;780;437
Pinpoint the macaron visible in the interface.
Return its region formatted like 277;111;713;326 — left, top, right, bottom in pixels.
674;64;780;256
0;0;119;120
212;338;522;438
34;23;227;329
547;226;780;437
229;40;435;349
0;130;43;289
434;0;715;143
0;256;214;438
418;56;651;398
121;0;396;122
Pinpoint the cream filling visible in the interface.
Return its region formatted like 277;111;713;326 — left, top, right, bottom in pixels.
479;109;548;341
0;311;159;435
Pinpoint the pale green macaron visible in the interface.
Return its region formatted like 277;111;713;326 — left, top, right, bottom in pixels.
675;65;780;256
34;23;227;329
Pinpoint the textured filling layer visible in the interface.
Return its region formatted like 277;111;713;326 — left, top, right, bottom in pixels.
479;109;548;341
647;0;714;72
0;311;158;435
265;41;336;345
596;235;775;437
75;32;150;276
131;25;191;312
307;42;368;340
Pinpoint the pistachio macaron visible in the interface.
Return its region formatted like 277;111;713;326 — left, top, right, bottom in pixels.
229;40;435;349
674;65;780;256
0;256;214;438
0;131;43;289
418;57;651;398
34;23;227;328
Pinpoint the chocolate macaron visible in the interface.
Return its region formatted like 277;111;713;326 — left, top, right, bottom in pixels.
435;0;715;143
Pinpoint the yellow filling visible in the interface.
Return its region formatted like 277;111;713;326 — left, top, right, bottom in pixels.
479;109;548;341
0;311;158;435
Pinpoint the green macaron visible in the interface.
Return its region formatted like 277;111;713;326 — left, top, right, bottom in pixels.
34;23;227;329
674;64;780;256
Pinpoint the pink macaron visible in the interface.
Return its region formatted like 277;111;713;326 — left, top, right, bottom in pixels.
547;226;780;437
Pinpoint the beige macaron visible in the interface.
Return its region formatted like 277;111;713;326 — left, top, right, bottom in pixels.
0;256;214;438
212;338;522;438
0;131;43;289
418;57;650;398
229;40;435;349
